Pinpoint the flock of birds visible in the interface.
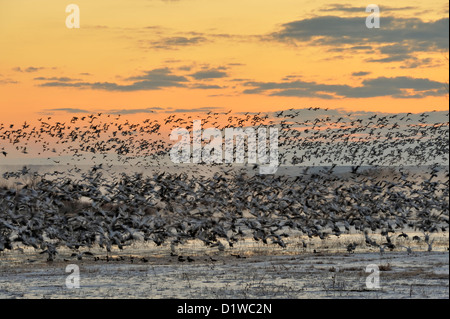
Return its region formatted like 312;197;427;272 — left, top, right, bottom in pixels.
0;108;448;261
0;108;448;168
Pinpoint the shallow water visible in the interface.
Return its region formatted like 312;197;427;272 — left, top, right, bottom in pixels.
1;234;448;299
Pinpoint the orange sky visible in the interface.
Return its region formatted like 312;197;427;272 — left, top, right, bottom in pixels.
0;0;448;122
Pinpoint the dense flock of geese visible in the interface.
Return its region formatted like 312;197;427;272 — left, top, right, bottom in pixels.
0;108;448;261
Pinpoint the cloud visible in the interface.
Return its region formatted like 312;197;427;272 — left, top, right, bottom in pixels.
44;108;90;113
39;82;88;88
191;84;223;89
319;4;417;13
399;58;437;69
178;66;192;71
13;66;46;73
0;74;19;85
349;45;373;50
366;55;409;63
189;69;228;80
0;79;19;85
41;107;165;115
169;107;224;113
36;67;232;92
272;15;449;67
104;107;162;115
24;67;43;73
38;68;189;92
127;68;188;82
274;16;448;48
358;77;447;98
148;36;208;50
34;77;80;82
352;71;372;76
270;89;336;99
243;76;447;99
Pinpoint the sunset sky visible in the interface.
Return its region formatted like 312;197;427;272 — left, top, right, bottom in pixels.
0;0;448;122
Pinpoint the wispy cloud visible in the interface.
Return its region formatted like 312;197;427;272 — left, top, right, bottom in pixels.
38;68;189;92
104;107;162;115
170;107;224;113
190;84;223;89
34;77;81;82
13;66;47;73
351;71;372;76
40;107;165;115
243;76;447;99
146;36;208;50
318;4;417;13
42;108;90;114
189;69;228;80
0;74;19;85
36;66;233;92
0;79;19;85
